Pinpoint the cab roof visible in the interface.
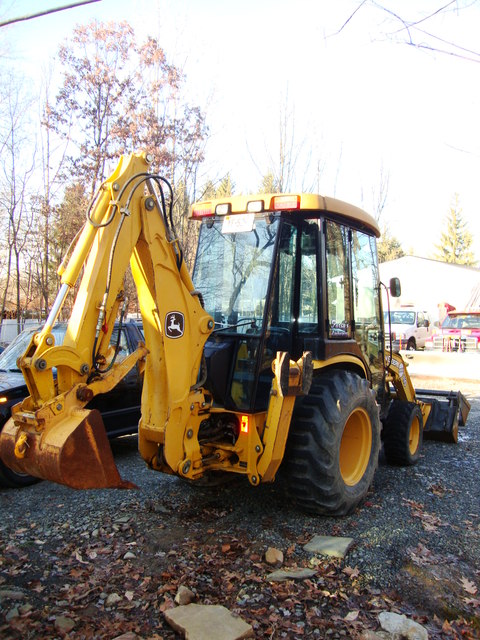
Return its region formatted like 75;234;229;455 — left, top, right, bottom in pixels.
190;192;380;238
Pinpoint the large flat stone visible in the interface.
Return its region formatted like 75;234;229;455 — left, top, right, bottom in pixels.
164;603;254;640
303;535;354;558
266;568;317;582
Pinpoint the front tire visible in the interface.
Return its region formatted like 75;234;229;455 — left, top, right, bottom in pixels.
284;371;381;516
383;400;423;466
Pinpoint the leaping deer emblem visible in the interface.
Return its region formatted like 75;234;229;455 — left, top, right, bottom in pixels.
165;312;184;338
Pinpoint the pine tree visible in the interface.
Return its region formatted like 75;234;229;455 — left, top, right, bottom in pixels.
377;227;405;263
434;195;476;266
200;180;217;199
216;174;234;197
258;172;279;194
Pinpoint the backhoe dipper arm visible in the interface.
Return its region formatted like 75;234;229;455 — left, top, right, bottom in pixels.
0;152;214;488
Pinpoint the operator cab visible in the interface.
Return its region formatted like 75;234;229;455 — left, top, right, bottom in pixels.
191;194;384;413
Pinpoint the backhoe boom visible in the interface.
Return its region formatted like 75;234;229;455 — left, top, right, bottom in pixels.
0;152;214;487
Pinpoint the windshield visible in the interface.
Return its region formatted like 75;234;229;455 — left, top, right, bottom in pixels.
384;310;415;325
0;325;67;372
193;216;278;334
443;313;480;329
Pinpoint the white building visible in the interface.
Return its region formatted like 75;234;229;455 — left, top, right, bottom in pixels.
379;256;480;323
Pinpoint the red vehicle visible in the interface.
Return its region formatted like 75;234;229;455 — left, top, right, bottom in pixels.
427;310;480;351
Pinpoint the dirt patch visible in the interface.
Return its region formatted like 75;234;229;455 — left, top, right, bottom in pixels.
410;374;480;399
399;546;480;623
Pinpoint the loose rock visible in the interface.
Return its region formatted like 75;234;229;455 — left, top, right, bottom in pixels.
0;589;25;601
266;567;317;582
175;585;196;605
5;607;19;622
265;546;284;565
304;535;354;559
165;603;254;640
54;615;75;633
105;592;122;606
378;611;428;640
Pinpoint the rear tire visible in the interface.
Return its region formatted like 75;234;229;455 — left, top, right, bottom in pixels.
383;400;423;466
284;371;381;516
407;338;416;351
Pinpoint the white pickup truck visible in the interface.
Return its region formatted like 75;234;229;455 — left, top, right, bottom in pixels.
384;308;433;351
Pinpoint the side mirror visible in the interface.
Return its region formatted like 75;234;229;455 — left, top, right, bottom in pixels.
389;277;401;298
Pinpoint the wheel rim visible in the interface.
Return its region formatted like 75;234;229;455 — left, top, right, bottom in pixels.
409;414;421;455
339;407;372;486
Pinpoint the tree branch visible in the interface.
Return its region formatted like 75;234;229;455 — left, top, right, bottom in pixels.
0;1;101;28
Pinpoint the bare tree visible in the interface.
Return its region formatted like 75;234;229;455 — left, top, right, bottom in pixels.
248;90;317;193
271;91;313;192
49;20;209;281
371;162;390;223
0;74;35;333
52;22;208;195
33;69;71;317
0;21;210;324
359;161;390;223
335;1;480;63
52;21;142;196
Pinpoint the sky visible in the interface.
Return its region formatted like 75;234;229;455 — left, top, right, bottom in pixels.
1;0;480;260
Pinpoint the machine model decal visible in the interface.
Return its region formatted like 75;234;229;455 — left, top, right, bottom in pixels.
165;312;185;338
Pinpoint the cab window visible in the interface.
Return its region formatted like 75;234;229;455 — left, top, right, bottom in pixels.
325;221;351;339
351;230;382;374
299;221;319;333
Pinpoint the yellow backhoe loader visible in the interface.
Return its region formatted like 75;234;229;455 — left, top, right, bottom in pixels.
0;152;470;515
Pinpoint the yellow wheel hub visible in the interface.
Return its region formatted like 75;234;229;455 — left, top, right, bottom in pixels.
409;415;421;455
339;407;372;486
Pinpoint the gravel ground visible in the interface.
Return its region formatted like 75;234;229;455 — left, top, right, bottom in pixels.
0;374;479;639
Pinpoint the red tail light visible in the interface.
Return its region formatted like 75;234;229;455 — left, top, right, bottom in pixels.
240;415;249;434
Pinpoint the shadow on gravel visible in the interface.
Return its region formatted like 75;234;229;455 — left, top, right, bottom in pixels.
108;434;139;455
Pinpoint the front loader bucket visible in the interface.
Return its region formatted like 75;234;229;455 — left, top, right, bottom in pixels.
0;409;136;490
416;389;471;444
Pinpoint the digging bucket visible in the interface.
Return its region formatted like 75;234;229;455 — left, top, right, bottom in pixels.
0;408;136;489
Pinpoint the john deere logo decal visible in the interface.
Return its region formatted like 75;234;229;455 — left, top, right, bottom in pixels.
165;312;184;339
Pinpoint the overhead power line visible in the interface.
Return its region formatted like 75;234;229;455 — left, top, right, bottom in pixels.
0;0;101;28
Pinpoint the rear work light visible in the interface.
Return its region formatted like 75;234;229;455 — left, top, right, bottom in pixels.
272;195;300;211
215;203;231;215
191;203;214;219
247;200;264;213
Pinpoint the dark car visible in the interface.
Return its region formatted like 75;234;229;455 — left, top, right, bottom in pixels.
0;321;144;488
